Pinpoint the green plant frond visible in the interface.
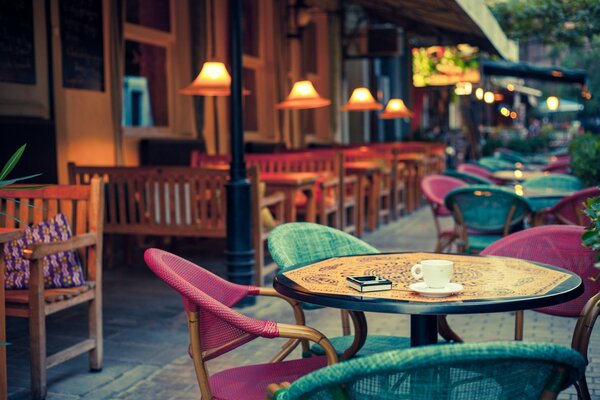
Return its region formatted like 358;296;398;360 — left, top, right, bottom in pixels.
0;173;42;188
0;144;27;181
1;185;45;190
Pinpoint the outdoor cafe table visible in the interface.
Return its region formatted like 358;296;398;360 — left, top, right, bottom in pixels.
492;170;546;183
261;172;318;223
273;252;583;350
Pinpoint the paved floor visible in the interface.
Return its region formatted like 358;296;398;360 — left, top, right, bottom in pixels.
6;208;599;399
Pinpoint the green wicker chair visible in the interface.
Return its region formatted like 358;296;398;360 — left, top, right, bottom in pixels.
270;342;586;400
268;223;460;359
477;157;516;171
522;173;583;191
444;185;532;253
521;174;583;213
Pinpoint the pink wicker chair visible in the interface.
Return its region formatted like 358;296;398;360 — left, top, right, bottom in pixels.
547;187;600;226
144;248;337;400
543;157;570;174
457;163;502;184
421;175;466;252
481;225;599;341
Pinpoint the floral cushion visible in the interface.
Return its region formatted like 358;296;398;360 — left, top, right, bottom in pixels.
4;213;84;289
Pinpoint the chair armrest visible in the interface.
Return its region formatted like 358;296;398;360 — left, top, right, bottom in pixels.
261;191;286;208
345;175;358;184
277;323;338;365
254;287;308;362
23;232;98;260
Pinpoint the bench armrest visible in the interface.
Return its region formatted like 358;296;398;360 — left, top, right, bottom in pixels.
23;232;98;260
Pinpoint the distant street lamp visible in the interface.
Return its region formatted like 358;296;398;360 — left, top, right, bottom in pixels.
546;96;560;111
475;87;484;100
484;91;495;104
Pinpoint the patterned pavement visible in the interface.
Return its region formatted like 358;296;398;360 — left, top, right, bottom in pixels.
6;208;599;399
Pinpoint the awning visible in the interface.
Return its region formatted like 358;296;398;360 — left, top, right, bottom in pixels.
349;0;518;61
482;60;587;85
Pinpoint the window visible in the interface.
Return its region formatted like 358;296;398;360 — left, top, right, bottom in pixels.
123;0;174;135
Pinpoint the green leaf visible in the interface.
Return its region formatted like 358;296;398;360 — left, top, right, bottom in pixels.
0;211;23;224
0;173;42;188
0;144;26;181
1;185;45;190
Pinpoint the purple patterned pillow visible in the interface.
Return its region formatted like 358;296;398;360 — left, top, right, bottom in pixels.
4;213;84;289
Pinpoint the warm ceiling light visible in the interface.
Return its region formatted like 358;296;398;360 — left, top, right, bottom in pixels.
475;87;484;100
179;61;249;96
546;96;560;111
276;80;331;109
454;82;472;96
510;111;518;119
500;107;510;117
340;88;383;111
483;91;495;104
379;99;412;119
507;83;515;91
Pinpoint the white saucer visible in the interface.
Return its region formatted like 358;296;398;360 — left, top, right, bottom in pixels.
409;282;463;298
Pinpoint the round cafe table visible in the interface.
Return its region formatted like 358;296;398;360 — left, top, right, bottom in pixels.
273;253;583;349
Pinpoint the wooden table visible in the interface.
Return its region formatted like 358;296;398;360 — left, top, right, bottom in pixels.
274;252;583;349
344;162;382;235
261;172;318;223
0;228;24;399
492;170;546;183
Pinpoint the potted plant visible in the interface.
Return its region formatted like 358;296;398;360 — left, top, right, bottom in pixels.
569;133;600;187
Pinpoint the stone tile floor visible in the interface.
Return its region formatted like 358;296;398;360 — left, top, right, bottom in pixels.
6;208;599;399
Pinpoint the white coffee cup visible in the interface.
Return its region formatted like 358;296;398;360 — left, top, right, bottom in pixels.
411;259;454;288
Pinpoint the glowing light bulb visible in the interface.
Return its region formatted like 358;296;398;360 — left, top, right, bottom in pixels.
484;91;495;104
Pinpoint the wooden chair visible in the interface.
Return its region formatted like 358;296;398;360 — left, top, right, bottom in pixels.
0;178;104;399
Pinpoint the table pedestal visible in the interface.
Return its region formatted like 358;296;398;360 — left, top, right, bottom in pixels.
410;315;438;346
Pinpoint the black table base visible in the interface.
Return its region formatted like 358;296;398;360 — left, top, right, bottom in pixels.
410;315;438;346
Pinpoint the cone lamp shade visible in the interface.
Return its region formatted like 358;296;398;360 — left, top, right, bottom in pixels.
379;98;412;119
276;80;331;109
341;87;383;111
179;61;249;96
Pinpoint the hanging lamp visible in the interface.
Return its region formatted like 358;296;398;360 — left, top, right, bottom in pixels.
276;80;330;109
379;98;412;119
180;61;249;96
546;96;560;111
340;87;383;111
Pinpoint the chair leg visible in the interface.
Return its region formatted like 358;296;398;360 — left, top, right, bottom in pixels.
437;315;463;343
29;308;47;400
514;310;524;341
340;310;351;336
88;296;103;371
575;377;591;400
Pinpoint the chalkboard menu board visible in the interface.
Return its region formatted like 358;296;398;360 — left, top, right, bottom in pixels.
0;0;36;84
59;0;105;91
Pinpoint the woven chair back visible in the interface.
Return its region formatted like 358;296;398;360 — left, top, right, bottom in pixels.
522;174;583;191
481;225;599;317
144;249;275;359
268;222;378;271
444;185;531;234
275;342;585;400
550;187;600;226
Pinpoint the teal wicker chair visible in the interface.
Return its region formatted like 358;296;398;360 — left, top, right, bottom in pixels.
521;174;583;213
522;173;583;192
268;223;460;359
269;342;586;400
444;185;532;253
477;157;516;171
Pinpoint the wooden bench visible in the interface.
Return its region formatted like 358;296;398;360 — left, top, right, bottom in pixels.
191;151;360;235
0;178;104;399
68;163;284;286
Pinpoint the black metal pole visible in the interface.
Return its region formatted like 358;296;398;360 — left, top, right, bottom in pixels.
226;0;254;303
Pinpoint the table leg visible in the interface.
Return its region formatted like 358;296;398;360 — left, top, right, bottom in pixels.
410;315;438;346
368;172;381;231
283;188;297;222
303;187;317;223
356;176;366;237
1;260;6;399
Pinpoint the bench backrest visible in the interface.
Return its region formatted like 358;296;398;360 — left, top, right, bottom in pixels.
68;164;262;237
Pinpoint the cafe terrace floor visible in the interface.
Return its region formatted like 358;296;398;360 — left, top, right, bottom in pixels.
6;208;600;399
